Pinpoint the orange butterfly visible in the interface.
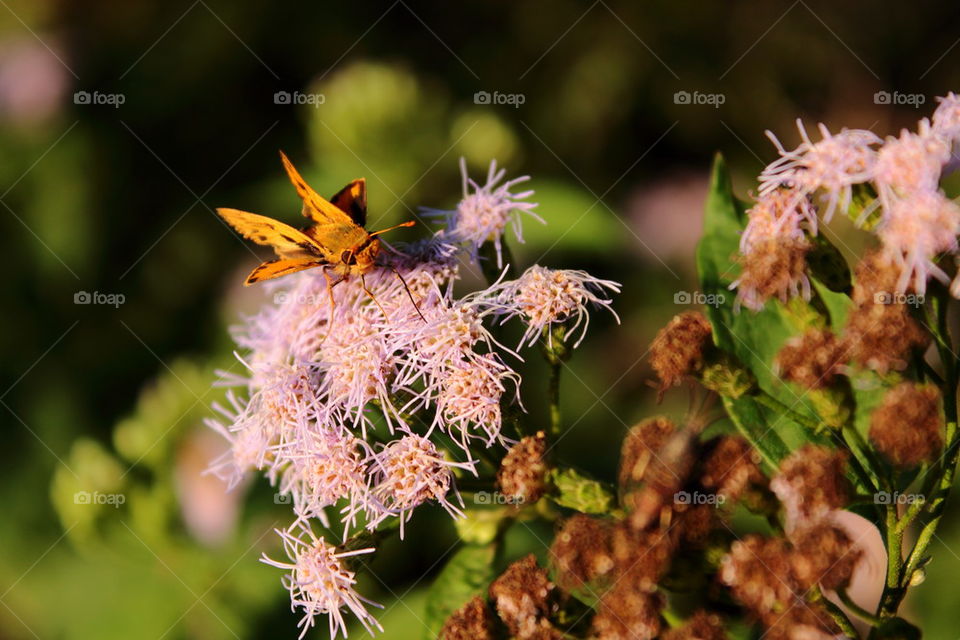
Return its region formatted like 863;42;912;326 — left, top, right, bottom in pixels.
217;151;415;309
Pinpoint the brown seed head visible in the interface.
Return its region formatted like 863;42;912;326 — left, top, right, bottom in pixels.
591;584;663;640
790;522;861;591
700;436;766;502
736;236;811;310
771;445;850;527
439;596;497;640
775;328;846;389
488;555;559;640
549;514;615;592
870;383;944;468
843;249;929;374
661;610;727;640
720;535;797;615
649;311;713;391
497;431;550;505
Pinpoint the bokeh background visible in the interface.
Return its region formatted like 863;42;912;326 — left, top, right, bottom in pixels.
3;1;960;638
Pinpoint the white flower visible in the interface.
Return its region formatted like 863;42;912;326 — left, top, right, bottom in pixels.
367;435;468;538
422;158;542;268
482;265;621;348
261;522;382;639
760;120;880;227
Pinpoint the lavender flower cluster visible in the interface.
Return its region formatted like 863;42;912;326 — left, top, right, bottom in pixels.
207;160;620;638
735;92;960;309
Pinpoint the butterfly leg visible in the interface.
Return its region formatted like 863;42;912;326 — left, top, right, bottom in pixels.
322;269;347;316
360;273;389;319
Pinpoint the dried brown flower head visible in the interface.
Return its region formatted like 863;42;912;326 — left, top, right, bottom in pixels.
439;596;497;640
661;610;727;640
790;522;861;591
761;601;840;640
549;514;615;592
843;250;929;374
489;555;559;640
649;311;713;391
720;535;798;615
619;417;676;490
771;445;850;528
775;328;846;389
700;435;766;502
621;428;696;529
610;523;678;592
591;585;663;640
497;431;550;504
736;236;811;311
870;383;944;468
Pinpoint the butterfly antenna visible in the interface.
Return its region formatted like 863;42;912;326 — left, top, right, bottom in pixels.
389;267;427;323
369;220;416;238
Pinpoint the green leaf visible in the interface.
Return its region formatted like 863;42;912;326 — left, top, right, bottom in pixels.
812;278;853;330
548;468;616;514
422;543;497;639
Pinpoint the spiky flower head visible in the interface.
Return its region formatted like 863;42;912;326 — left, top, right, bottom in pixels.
484;265;621;349
874;120;950;210
369;434;465;537
760;120;881;226
423;158;542;268
261;522;382;639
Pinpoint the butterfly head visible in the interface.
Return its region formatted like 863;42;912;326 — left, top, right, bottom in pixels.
339;237;381;274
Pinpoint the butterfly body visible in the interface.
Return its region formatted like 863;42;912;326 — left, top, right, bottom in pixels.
217;151;413;286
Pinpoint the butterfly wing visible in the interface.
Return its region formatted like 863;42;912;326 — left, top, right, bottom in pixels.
278;151;357;226
244;257;327;285
217;207;330;260
329;178;367;227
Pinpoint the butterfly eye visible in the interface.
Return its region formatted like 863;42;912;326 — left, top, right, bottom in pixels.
341;250;355;265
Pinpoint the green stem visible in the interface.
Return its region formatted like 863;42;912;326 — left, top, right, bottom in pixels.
813;587;859;638
836;588;883;626
548;360;562;436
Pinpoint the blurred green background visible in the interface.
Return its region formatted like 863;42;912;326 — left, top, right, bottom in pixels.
3;1;960;638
